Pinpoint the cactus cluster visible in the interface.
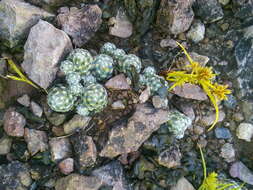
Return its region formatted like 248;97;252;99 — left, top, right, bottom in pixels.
47;42;169;116
139;66;169;95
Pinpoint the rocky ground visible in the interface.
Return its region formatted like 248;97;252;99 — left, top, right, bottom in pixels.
0;0;253;190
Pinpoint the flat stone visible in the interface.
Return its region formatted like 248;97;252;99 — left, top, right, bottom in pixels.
193;0;224;23
58;158;74;175
21;20;73;89
71;135;97;171
63;114;91;135
24;128;48;156
172;83;208;101
109;9;133;38
171;177;196;190
30;101;43;117
55;174;102;190
17;94;30;107
236;122;253;142
215;127;232;139
158;146;182;168
57;5;102;47
105;74;131;90
0;0;54;48
157;0;195;35
49;137;72;162
3;107;26;137
100;103;170;158
229;161;253;185
0;135;12;155
220;143;235;163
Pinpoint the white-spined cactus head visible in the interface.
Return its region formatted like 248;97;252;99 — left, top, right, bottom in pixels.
143;66;156;77
47;85;76;112
81;83;108;113
112;48;126;62
60;60;75;75
92;54;114;81
82;73;97;87
100;42;116;56
69;83;84;96
119;54;142;74
76;104;90;116
67;49;93;74
66;72;81;85
144;75;169;94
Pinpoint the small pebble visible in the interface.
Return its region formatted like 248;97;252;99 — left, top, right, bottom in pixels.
17;94;30;107
215;127;232;139
30;101;43;117
58;158;74;175
111;100;125;109
236;123;253;142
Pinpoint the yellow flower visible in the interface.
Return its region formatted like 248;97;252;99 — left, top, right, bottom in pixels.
195;66;216;82
165;42;231;131
212;83;231;101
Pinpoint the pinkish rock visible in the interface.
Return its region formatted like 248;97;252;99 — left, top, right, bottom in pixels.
57;5;102;47
49;137;72;162
58;158;74;175
105;74;131;90
3;107;26;137
24;128;48;156
172;83;208;101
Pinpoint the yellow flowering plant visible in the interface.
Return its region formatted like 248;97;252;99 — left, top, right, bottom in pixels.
165;42;231;131
198;145;244;190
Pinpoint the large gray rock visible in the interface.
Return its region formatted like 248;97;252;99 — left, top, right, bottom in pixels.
0;0;54;48
230;161;253;185
193;0;224;23
57;5;102;47
21;20;73;89
92;161;132;190
0;161;32;190
55;174;103;190
156;0;194;35
100;103;170;158
234;21;253;123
